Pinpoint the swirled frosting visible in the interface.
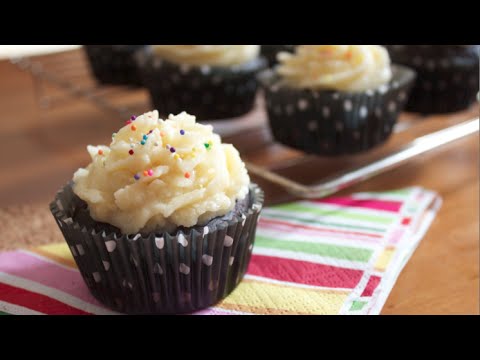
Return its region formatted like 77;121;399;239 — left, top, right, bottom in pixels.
276;45;393;92
73;111;250;234
152;45;260;67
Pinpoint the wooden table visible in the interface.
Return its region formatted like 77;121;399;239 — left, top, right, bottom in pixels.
0;49;478;314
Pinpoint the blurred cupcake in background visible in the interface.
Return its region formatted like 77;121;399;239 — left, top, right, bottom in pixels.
84;45;147;86
261;45;296;67
385;45;479;114
137;45;267;120
260;45;416;156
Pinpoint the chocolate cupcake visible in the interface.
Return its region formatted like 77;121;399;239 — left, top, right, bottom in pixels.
261;45;296;67
137;46;267;121
50;111;264;314
84;45;147;86
261;45;416;156
385;45;479;114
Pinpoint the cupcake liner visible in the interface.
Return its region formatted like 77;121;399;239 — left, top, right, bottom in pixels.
136;48;267;121
84;45;147;87
50;182;264;314
385;45;479;114
261;45;296;67
260;64;416;156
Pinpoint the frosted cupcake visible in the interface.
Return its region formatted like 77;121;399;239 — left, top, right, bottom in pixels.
50;110;264;314
385;45;479;114
137;45;267;120
84;45;147;86
260;45;416;155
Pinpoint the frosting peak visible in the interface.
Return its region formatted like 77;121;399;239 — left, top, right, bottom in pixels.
73;111;250;234
152;45;260;67
276;45;393;92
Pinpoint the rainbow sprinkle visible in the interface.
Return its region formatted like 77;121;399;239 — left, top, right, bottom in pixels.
134;174;140;181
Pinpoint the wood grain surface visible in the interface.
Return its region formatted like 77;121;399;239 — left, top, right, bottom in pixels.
0;49;478;314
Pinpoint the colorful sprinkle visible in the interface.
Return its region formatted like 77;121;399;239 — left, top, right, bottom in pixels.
174;154;181;160
143;135;148;140
184;172;191;179
160;131;166;137
131;125;137;131
140;140;146;146
129;149;134;155
98;149;104;155
143;170;149;177
180;130;185;135
147;169;154;176
148;130;154;135
204;141;212;150
131;115;137;121
126;120;132;125
134;174;140;181
170;147;176;153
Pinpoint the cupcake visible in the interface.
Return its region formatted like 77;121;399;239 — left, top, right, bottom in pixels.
84;45;147;86
260;45;416;156
137;45;267;120
261;45;296;67
385;45;479;114
50;110;264;314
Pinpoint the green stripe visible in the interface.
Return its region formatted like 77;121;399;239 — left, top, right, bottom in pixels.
262;212;387;233
350;301;367;311
271;203;394;225
256;235;373;262
0;311;10;315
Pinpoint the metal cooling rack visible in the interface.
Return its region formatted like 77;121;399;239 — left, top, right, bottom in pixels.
11;53;479;199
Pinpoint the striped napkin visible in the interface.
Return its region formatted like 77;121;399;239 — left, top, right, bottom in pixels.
0;187;441;315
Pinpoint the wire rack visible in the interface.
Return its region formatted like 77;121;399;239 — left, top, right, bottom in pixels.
10;51;479;200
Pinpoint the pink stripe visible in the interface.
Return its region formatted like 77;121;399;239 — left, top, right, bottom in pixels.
259;221;382;244
361;276;381;297
0;251;103;307
313;197;402;213
388;228;405;245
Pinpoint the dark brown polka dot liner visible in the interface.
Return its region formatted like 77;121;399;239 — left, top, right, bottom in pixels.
84;45;147;87
385;45;479;114
50;182;264;314
260;64;416;156
136;48;267;121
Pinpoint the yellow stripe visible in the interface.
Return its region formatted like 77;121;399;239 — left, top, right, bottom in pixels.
29;243;77;269
218;279;348;315
374;248;395;272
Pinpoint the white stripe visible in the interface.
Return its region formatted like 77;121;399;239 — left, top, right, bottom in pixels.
260;213;386;235
0;272;119;315
263;208;392;231
0;300;44;315
207;307;255;315
252;247;368;271
19;250;78;272
256;227;379;249
244;274;351;293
